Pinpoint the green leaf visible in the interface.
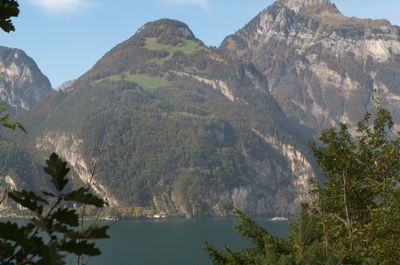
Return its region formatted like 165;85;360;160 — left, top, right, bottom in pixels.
44;153;70;192
0;0;20;33
42;190;56;197
59;240;101;256
51;208;79;227
31;217;51;233
52;223;74;234
0;20;14;32
64;187;105;207
84;224;109;239
2;121;15;130
66;224;109;240
8;190;47;214
0;222;24;242
0;240;15;258
0;112;10;122
16;122;27;133
0;222;45;250
36;243;66;265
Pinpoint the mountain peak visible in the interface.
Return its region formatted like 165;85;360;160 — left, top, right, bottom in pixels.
0;46;52;112
135;19;196;40
277;0;338;14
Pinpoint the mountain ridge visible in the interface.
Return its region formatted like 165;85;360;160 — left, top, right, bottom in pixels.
278;0;339;14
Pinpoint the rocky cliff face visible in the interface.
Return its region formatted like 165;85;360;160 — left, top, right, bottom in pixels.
220;0;400;131
0;175;17;210
0;47;52;113
0;139;46;216
35;132;120;207
251;128;313;203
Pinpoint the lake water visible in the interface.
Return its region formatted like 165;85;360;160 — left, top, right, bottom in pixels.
80;218;288;265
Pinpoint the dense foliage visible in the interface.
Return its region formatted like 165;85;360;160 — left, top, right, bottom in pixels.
0;153;109;265
206;107;400;265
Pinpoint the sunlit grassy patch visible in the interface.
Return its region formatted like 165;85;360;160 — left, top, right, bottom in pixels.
94;73;170;89
145;37;200;64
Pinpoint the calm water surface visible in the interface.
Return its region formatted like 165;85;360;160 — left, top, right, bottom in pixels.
82;218;288;265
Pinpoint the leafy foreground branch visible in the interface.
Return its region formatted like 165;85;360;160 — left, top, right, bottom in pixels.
0;105;25;133
0;0;19;33
205;107;400;265
0;153;109;265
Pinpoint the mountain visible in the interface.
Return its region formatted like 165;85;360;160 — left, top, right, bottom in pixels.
220;0;400;132
11;19;314;218
4;0;400;218
0;46;52;113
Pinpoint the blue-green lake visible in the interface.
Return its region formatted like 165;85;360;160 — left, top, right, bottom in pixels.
79;218;288;265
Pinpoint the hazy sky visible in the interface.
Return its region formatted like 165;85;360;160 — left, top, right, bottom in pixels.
1;0;400;88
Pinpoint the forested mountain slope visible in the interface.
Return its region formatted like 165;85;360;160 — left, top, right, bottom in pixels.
12;19;314;218
2;0;400;218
